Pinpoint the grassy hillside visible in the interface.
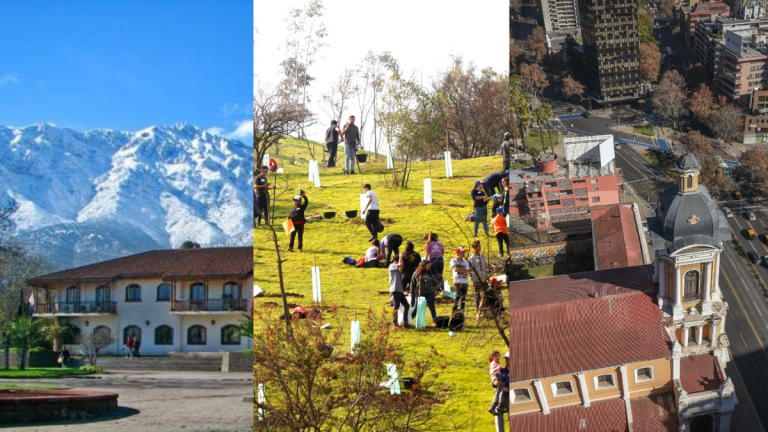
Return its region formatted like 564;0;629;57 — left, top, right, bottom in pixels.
255;139;531;430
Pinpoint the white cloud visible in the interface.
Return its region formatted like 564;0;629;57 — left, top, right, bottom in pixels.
207;120;252;142
0;74;19;87
227;120;253;141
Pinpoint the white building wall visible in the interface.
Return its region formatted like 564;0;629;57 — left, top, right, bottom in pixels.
38;276;253;356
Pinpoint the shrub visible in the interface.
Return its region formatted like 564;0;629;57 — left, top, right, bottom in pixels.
78;365;103;373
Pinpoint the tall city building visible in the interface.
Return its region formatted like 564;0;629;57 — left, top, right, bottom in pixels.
541;0;580;36
574;0;642;102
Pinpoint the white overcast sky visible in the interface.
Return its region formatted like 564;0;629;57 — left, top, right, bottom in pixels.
254;0;508;147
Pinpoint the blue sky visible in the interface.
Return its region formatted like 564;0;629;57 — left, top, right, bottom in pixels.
0;1;252;141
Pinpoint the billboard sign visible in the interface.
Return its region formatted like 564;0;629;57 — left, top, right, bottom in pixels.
725;30;743;56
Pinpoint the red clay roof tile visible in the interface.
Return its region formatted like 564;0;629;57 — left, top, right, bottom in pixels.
509;397;628;431
508;266;671;383
592;204;645;270
680;353;721;393
630;393;680;432
27;247;252;285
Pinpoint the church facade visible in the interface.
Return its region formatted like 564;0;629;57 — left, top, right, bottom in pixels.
507;154;737;432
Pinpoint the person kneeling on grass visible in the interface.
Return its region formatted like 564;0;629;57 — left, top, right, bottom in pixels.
363;239;384;268
410;259;440;327
390;254;414;330
477;277;505;320
492;207;509;257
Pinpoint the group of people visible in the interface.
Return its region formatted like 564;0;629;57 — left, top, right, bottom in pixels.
124;336;141;358
386;235;505;330
470;177;510;257
324;115;362;175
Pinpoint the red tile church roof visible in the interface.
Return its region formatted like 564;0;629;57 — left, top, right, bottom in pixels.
630;393;680;432
28;247;253;285
509;397;628;431
508;266;671;382
591;204;645;270
680;353;721;393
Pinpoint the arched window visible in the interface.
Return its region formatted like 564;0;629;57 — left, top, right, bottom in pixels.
125;284;142;302
684;270;700;301
96;286;110;304
687;175;693;189
66;286;80;304
222;282;240;299
221;325;240;345
123;325;141;344
188;325;206;345
157;283;172;301
190;282;205;304
155;325;173;345
93;325;111;343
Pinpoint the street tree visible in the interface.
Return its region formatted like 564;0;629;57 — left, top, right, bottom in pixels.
509;75;532;157
685;63;710;91
639;44;662;82
660;0;675;19
680;131;715;158
652;70;687;125
739;148;768;185
520;63;549;100
700;158;736;198
526;26;548;61
687;83;716;123
638;13;656;45
708;101;743;143
561;76;584;100
510;41;525;74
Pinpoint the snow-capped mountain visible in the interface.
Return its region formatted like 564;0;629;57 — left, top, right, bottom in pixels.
0;123;253;270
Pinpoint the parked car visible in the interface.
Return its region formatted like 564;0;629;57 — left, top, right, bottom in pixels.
745;211;757;221
722;207;733;218
762;255;768;266
553;76;561;83
615;144;622;149
760;234;768;244
748;250;760;264
733;190;742;199
568;106;577;112
744;228;757;240
583;111;596;118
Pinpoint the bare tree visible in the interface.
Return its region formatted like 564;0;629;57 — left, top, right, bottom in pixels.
687;83;716;123
652;70;687;125
320;69;357;124
281;0;328;159
510;41;525;74
680;131;715;158
254;83;310;167
363;51;399;160
79;330;113;366
709;102;743;142
660;0;675;20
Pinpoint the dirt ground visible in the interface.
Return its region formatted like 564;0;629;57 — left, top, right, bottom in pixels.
5;370;253;431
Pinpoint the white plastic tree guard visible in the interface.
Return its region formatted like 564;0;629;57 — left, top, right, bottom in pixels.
311;266;322;302
423;178;432;204
350;320;361;353
308;160;317;182
359;194;367;220
444;151;453;178
262;154;269;168
387;150;394;169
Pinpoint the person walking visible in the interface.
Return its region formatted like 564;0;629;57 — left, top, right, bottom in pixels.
500;132;511;172
389;254;414;330
450;247;471;313
340;115;360;174
124;336;134;358
400;241;421;293
492;208;510;257
472;181;491;238
483;171;506;196
410;260;440;327
382;233;404;265
133;337;141;358
425;233;445;287
362;184;380;241
254;166;274;227
325;120;341;168
288;191;309;252
468;240;488;310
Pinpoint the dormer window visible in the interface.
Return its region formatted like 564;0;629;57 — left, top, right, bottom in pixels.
551;380;575;397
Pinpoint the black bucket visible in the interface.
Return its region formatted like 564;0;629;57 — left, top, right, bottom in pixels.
356;153;368;163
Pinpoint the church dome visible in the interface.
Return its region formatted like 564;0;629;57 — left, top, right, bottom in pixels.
676;153;701;171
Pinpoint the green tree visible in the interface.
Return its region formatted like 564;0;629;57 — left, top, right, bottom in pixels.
7;315;46;370
509;75;531;157
638;13;656;46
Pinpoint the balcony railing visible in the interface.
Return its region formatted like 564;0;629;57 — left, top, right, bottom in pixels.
171;299;248;313
35;301;117;314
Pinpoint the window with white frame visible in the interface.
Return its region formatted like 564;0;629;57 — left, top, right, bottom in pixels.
551;380;575;397
512;388;533;403
635;367;653;382
594;373;616;389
